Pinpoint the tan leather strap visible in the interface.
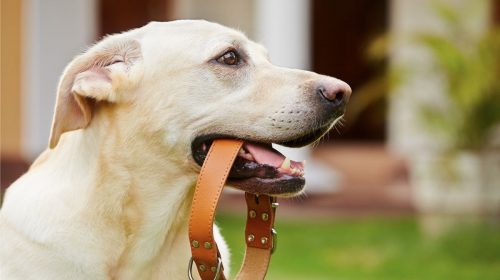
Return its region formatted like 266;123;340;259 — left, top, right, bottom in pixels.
235;193;277;280
188;139;242;279
188;139;277;280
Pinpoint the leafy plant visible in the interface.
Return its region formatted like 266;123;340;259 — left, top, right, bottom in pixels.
349;2;500;151
416;3;500;150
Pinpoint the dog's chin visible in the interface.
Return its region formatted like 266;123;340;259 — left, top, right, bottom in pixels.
191;124;333;197
227;176;305;197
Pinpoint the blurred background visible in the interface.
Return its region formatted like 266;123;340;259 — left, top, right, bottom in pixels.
2;0;500;279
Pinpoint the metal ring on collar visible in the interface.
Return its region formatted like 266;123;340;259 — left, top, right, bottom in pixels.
271;228;278;254
188;256;222;280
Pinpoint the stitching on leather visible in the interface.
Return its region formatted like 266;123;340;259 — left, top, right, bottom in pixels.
207;141;241;239
188;140;216;239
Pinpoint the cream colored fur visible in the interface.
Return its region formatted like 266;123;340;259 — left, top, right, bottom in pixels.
0;20;348;279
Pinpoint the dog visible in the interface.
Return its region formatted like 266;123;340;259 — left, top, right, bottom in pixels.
0;20;351;279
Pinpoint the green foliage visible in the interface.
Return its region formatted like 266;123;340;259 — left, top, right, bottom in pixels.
416;3;500;150
351;2;500;150
218;214;500;280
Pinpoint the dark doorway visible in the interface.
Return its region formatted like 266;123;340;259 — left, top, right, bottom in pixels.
99;0;173;37
312;0;388;142
494;0;500;24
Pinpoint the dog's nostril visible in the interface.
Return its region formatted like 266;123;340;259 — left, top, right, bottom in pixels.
316;86;326;97
334;91;344;103
317;86;346;106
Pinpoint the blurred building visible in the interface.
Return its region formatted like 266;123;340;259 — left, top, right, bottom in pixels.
2;0;499;213
2;0;388;157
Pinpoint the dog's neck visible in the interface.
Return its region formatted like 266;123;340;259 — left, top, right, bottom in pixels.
42;104;198;278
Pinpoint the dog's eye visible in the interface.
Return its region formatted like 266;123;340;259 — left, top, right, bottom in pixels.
110;59;124;64
105;58;124;67
217;50;239;66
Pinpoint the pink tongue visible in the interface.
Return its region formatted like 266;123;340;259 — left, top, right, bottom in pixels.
244;143;285;168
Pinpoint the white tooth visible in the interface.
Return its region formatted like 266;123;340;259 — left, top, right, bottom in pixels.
281;158;291;170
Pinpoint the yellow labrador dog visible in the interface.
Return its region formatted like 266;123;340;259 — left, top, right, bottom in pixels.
0;20;350;279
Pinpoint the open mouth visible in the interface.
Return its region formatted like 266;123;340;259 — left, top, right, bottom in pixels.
191;126;332;196
193;139;305;196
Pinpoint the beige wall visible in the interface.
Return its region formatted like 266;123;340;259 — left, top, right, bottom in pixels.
1;0;23;157
23;0;97;158
173;0;255;37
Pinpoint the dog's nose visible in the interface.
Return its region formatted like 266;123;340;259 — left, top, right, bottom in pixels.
316;79;352;107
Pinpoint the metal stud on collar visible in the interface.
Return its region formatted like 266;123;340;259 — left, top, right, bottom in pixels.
261;212;269;221
249;210;257;218
261;237;268;245
247;234;255;242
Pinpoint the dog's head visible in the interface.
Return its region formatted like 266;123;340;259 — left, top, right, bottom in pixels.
49;20;351;197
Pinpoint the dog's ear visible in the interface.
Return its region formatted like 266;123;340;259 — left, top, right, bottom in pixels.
49;38;142;149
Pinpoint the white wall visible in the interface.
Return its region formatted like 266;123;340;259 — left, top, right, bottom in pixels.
254;0;311;70
23;0;97;159
174;0;255;38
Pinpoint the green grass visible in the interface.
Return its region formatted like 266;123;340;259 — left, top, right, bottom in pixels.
216;214;500;280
